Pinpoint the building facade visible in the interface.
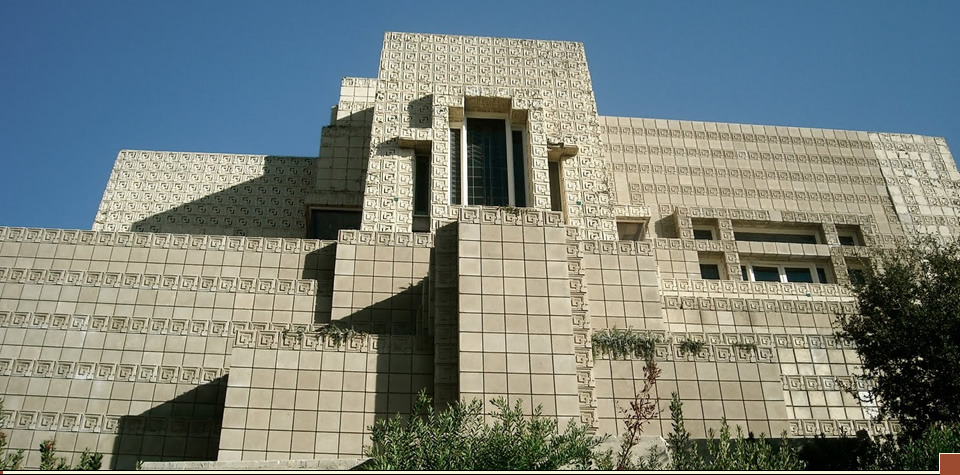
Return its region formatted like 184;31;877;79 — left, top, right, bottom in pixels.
1;32;958;468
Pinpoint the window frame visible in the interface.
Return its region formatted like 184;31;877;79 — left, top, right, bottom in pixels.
698;254;726;280
306;207;362;240
739;260;833;284
732;223;823;245
449;112;527;207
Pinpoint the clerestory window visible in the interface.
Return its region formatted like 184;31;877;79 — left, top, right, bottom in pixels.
449;115;527;207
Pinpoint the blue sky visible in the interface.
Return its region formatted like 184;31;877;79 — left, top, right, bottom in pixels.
1;1;958;230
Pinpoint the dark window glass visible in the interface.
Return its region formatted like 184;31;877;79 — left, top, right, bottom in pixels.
466;118;508;206
848;268;865;285
785;267;814;283
839;235;856;246
817;267;829;284
309;209;361;240
741;265;748;280
700;264;721;280
752;266;781;282
734;232;818;244
693;229;714;240
512;130;526;207
549;160;562;212
450;129;461;205
414;152;430;215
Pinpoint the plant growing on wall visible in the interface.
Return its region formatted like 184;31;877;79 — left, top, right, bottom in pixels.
316;324;361;347
678;338;706;356
591;328;661;360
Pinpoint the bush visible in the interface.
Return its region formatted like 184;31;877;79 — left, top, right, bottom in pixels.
857;424;960;470
666;392;805;470
363;389;604;470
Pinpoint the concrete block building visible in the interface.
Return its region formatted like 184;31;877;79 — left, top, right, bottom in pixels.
1;32;958;468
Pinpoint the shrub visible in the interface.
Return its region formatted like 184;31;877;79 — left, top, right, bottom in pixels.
363;389;604;470
857;424;960;470
666;392;805;470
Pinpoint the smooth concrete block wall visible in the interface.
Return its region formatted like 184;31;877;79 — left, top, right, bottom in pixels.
219;335;434;461
330;238;431;335
457;209;580;425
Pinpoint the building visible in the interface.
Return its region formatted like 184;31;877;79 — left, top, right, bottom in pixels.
1;31;958;469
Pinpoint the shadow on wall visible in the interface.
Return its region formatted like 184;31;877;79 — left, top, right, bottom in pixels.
302;244;338;325
111;376;228;470
127;107;374;238
128;156;317;238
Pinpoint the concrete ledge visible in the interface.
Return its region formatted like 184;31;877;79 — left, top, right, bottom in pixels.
140;458;370;471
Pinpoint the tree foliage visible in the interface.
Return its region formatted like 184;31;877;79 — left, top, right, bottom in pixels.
835;237;960;434
363;389;603;470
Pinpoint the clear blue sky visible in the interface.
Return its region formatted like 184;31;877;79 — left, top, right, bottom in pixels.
2;1;958;230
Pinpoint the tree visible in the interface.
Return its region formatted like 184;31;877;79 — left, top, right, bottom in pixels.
835;237;960;434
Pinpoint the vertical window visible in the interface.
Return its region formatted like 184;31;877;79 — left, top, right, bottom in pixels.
450;128;462;205
413;152;430;216
548;160;563;212
466;118;509;206
449;116;527;207
512;130;527;207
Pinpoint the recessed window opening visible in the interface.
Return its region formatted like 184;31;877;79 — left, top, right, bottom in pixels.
548;160;563;212
698;252;726;280
732;222;823;245
836;225;864;246
739;260;833;284
691;218;719;240
449;114;527;207
307;208;362;240
617;219;647;241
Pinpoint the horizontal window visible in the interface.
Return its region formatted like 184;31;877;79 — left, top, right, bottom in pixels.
740;261;832;284
693;229;714;240
734;231;818;244
308;209;361;240
700;263;721;280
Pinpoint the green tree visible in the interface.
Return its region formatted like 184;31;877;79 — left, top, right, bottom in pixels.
835;238;960;434
363;389;604;470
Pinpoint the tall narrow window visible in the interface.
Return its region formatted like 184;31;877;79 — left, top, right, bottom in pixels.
512;130;527;207
449;116;526;207
466;118;509;206
548;160;563;212
450;129;462;205
413;152;430;216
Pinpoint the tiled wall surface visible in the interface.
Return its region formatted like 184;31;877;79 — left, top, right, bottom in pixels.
0;228;334;468
218;335;433;461
456;208;580;425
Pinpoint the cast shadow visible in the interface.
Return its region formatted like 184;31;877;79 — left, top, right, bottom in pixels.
110;375;228;470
